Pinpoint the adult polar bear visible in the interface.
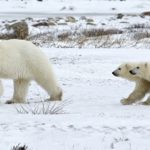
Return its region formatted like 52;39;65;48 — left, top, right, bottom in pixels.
0;39;62;103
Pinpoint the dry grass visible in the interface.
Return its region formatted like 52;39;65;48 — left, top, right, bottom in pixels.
28;27;126;48
130;23;146;29
133;31;150;40
11;144;28;150
57;32;71;40
16;100;70;115
82;28;105;37
32;22;49;27
1;16;150;48
26;25;150;48
0;33;16;39
82;28;122;37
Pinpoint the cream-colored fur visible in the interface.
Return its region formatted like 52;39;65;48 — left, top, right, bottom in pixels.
112;63;150;105
130;63;150;81
129;62;150;105
0;39;62;103
0;80;3;97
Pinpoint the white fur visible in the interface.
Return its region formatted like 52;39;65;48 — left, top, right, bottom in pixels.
0;39;62;103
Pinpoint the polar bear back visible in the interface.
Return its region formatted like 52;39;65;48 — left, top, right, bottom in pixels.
0;39;53;80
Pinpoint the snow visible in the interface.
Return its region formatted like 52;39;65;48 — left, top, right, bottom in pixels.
0;0;150;149
0;48;150;150
0;1;150;49
0;0;150;16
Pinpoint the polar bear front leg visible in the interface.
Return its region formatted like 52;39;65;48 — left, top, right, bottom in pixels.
35;77;63;101
121;91;146;105
6;79;30;104
120;85;147;105
50;86;63;101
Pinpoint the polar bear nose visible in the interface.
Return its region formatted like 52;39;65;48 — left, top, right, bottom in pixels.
129;70;136;75
112;71;118;76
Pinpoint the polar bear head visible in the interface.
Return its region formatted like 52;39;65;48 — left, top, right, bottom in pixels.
129;63;148;80
112;63;140;81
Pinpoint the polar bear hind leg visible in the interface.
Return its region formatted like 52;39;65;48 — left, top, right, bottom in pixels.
6;79;30;104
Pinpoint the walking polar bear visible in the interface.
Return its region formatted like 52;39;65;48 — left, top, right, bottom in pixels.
129;62;150;105
0;39;62;103
112;63;150;105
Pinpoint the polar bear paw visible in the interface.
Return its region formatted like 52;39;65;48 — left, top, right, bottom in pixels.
120;98;133;105
50;88;63;101
5;99;25;104
5;100;14;104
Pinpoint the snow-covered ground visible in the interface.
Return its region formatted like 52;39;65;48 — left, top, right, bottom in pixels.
0;0;150;15
0;0;150;49
1;0;150;150
1;48;150;150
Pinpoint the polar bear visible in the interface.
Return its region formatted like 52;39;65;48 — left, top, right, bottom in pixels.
112;63;150;105
129;63;149;80
0;39;62;103
129;62;150;105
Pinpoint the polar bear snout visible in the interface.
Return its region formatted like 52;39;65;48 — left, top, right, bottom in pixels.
112;71;119;77
129;69;138;75
129;70;135;75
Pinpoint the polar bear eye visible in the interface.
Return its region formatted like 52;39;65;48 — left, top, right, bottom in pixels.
118;68;121;71
137;66;140;69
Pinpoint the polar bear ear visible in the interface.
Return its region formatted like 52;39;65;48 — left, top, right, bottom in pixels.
145;63;148;68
